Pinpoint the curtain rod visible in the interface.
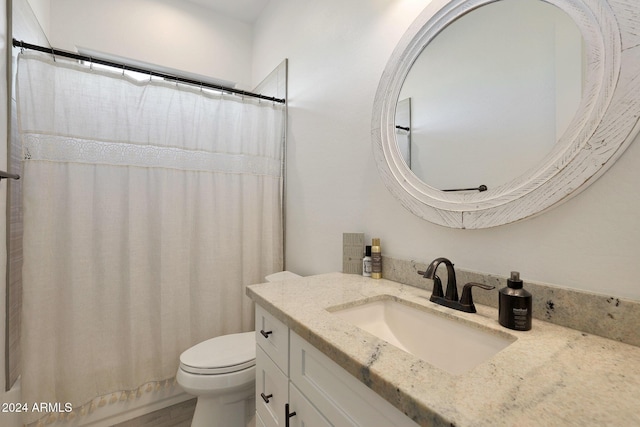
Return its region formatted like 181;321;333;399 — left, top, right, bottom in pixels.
0;171;20;181
12;39;286;104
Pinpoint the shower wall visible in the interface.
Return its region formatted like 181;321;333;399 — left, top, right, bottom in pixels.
0;2;17;426
0;0;48;425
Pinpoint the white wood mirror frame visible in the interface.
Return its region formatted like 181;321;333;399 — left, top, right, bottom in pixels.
372;0;640;229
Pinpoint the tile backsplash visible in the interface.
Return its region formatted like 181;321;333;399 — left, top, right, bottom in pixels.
382;256;640;347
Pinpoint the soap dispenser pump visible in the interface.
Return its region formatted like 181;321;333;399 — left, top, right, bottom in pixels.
499;271;532;331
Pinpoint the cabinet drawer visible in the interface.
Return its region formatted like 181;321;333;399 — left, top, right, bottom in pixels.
290;331;419;427
256;305;289;374
289;383;332;427
256;345;289;427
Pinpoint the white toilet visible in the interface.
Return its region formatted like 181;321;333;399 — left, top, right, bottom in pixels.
176;271;301;427
177;331;256;427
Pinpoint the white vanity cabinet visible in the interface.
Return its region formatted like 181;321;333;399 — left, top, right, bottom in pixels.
255;304;419;427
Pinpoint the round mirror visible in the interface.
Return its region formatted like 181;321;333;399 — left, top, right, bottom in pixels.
396;0;583;192
372;0;640;229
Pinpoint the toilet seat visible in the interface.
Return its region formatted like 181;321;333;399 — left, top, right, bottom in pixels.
179;331;255;375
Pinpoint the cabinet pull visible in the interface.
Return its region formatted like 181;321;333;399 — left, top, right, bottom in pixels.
260;329;273;338
285;403;297;427
260;392;273;403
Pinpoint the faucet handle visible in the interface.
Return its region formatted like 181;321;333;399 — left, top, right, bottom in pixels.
430;275;444;299
418;269;444;300
459;282;495;313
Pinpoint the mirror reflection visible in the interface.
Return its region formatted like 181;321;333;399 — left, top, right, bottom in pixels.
396;0;584;192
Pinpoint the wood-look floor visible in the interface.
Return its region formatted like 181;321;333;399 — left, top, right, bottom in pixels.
113;399;196;427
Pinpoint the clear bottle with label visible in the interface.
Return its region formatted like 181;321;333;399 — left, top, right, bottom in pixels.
362;246;372;277
371;238;382;279
499;271;532;331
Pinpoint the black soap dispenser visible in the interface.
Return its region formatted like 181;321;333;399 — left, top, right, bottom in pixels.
499;271;532;331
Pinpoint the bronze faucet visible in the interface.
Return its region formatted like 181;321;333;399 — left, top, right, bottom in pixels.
417;257;494;313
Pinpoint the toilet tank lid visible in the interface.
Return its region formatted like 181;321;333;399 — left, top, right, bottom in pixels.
179;331;255;371
265;271;301;282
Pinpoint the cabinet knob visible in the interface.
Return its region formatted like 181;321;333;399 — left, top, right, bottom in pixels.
260;329;273;338
260;393;273;403
285;403;297;427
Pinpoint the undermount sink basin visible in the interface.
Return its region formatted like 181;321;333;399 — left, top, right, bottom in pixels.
330;297;514;375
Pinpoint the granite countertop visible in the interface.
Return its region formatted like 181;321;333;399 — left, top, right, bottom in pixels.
246;272;640;427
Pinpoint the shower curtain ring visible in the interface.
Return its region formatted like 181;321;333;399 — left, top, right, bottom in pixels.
50;47;56;62
19;40;24;54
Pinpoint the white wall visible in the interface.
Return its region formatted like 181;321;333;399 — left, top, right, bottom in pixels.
20;0;47;34
48;0;254;89
253;0;640;301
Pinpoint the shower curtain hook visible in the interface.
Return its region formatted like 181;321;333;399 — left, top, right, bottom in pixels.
122;63;125;76
19;40;24;54
89;56;93;70
50;46;56;62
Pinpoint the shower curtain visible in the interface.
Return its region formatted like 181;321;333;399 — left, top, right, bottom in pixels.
16;52;284;425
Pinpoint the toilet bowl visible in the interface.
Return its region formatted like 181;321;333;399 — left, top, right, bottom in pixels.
177;272;301;427
176;331;256;427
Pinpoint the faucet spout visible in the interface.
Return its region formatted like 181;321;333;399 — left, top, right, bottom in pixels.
423;257;458;302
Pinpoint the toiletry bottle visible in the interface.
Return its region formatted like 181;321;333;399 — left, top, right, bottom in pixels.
371;238;382;279
362;246;372;277
499;271;532;331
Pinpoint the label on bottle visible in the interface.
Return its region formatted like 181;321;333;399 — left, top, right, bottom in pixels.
371;252;382;278
363;257;372;277
499;291;532;331
512;307;529;330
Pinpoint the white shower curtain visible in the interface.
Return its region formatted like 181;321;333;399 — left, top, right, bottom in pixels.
16;53;284;425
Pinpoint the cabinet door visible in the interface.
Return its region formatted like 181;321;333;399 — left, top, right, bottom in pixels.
256;346;289;427
288;383;332;427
